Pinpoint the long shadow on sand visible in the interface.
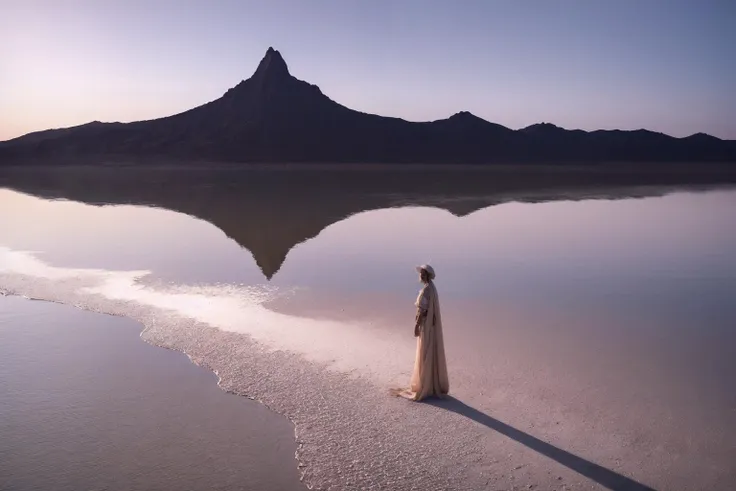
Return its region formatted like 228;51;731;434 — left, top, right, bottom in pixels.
426;397;656;491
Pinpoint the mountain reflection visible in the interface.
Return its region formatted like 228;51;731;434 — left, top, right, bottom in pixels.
1;165;734;279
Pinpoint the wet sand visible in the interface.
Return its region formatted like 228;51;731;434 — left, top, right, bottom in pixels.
0;295;305;491
266;288;736;490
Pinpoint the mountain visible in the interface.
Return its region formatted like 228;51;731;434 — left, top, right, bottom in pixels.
1;47;734;164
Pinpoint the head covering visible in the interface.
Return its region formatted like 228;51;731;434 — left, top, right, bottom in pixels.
416;264;436;280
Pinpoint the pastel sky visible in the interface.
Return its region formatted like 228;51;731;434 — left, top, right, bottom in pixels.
2;0;734;141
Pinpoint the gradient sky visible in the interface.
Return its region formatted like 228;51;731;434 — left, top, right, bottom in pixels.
2;0;734;141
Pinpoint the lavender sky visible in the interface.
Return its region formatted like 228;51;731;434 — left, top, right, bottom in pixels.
2;0;734;141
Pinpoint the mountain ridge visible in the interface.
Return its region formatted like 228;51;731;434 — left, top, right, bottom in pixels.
1;48;734;164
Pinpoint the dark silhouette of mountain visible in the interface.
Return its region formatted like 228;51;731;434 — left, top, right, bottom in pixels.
2;166;734;279
1;47;734;165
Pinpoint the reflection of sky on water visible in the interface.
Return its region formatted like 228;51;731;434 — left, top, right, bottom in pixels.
2;186;736;485
274;191;736;320
2;188;735;315
3;185;734;356
0;190;264;284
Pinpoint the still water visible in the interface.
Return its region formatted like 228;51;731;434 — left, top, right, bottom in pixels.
1;167;735;490
0;296;304;491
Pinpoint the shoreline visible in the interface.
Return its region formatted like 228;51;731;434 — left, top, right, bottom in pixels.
0;293;306;491
2;160;736;173
0;287;313;486
2;187;734;490
4;249;721;490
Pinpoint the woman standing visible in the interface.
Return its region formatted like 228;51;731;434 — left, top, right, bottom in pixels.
408;264;449;401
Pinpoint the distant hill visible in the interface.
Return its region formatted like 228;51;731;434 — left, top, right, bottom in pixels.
1;47;734;165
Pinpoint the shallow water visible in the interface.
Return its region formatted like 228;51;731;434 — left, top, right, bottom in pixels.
0;295;304;491
1;168;735;490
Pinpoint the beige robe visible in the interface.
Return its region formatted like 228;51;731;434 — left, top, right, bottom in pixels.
409;281;450;401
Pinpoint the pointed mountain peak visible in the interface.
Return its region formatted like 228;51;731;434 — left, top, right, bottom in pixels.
252;47;290;81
